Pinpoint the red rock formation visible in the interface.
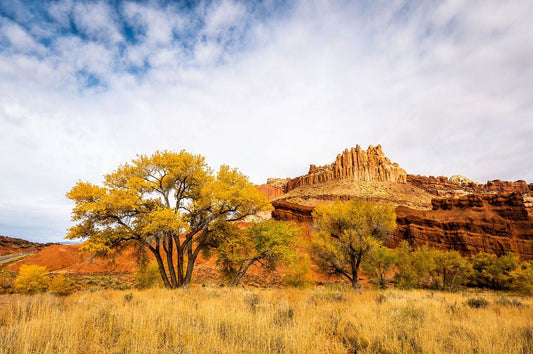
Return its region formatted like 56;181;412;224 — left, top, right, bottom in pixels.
271;200;314;223
256;184;286;201
393;193;533;260
407;175;533;197
280;145;406;192
271;192;533;260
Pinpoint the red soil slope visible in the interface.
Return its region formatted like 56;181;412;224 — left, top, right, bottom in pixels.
5;244;138;273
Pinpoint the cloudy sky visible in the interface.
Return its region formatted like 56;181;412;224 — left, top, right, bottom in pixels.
1;0;532;242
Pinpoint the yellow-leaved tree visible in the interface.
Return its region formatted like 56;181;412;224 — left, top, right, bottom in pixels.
66;150;271;288
310;199;396;289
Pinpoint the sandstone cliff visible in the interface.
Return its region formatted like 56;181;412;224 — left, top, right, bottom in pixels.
262;143;533;260
271;200;314;223
279;145;407;192
407;174;533;197
270;192;533;261
256;184;286;201
393;193;533;260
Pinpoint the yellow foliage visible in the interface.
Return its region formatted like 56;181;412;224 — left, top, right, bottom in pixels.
14;265;50;294
311;199;396;289
66;150;271;288
49;273;75;296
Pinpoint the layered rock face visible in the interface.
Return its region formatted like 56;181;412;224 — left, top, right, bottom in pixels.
407;175;533;197
271;192;533;260
393;193;533;260
281;145;407;192
256;184;286;201
271;200;314;223
262;143;533;260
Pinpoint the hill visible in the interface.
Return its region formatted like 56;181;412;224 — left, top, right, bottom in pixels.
265;144;533;260
0;236;52;256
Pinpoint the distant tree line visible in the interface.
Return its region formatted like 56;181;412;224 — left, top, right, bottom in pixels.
308;199;533;294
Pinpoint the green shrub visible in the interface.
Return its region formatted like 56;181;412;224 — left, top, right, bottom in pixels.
393;242;435;289
496;296;524;308
431;250;471;291
470;252;518;290
363;245;398;289
14;265;50;294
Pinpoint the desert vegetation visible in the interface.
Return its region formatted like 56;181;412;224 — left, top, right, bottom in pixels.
1;287;532;353
1;151;532;353
66;150;271;289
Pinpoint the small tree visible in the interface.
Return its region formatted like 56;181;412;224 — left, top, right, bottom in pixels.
470;252;518;290
310;200;396;289
214;220;301;286
14;265;50;294
394;243;446;289
431;250;471;291
363;246;398;289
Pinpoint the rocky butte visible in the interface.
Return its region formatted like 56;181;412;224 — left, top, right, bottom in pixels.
286;144;407;191
264;144;533;260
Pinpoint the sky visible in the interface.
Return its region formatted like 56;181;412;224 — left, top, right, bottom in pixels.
1;0;532;243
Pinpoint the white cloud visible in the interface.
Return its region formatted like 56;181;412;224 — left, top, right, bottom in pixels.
0;0;533;242
0;19;45;53
72;1;123;44
202;0;247;37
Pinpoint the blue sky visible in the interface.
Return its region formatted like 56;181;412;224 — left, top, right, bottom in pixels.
1;0;533;242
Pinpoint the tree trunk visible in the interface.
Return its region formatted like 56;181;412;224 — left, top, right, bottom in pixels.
183;227;210;287
183;254;195;287
149;245;172;289
176;241;184;286
351;253;362;290
229;259;256;287
164;235;178;288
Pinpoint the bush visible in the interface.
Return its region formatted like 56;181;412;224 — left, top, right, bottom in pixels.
49;273;75;296
134;262;163;289
0;267;15;294
470;252;518;290
431;250;471;291
363;246;398;289
14;265;50;294
511;261;533;295
466;297;489;309
283;255;313;288
393;242;435;289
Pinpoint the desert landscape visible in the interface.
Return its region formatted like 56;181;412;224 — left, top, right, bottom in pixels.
1;145;533;353
2;1;533;353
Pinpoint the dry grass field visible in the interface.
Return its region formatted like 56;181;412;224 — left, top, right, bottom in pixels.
0;287;532;353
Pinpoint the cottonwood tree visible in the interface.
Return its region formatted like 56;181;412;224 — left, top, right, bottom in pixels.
67;150;270;288
310;199;396;289
212;220;301;286
430;250;471;291
362;245;398;289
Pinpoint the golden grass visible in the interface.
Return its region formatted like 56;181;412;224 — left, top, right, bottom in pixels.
0;287;532;353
